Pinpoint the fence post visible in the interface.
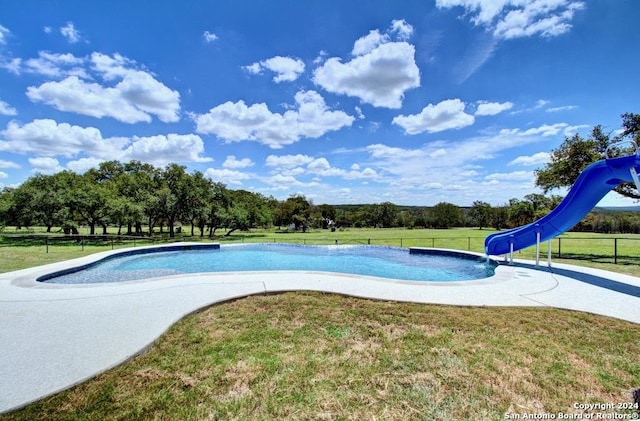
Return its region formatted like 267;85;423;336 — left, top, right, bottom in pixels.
81;237;84;251
45;237;49;254
557;238;561;258
614;238;618;264
400;238;403;247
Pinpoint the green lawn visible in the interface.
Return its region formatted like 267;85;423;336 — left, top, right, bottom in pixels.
3;293;639;420
1;228;640;419
2;227;639;276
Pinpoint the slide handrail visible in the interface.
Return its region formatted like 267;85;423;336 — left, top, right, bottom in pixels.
605;140;638;159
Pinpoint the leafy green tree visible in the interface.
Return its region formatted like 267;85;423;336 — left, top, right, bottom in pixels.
157;164;191;238
314;204;337;229
491;205;509;230
468;201;492;229
429;202;462;229
0;188;20;229
223;190;272;236
181;171;213;236
279;195;312;231
378;202;398;228
507;199;535;227
535;113;640;199
90;161;141;235
204;182;230;237
123;161;162;236
71;172;113;235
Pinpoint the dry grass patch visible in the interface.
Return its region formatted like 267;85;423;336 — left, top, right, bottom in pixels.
3;292;640;420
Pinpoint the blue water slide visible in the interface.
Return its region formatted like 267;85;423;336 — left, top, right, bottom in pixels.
485;153;640;256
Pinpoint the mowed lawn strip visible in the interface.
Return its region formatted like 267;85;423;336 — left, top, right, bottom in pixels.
2;292;639;420
2;227;639;276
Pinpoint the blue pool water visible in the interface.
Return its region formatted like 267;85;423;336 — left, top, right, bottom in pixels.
40;244;496;284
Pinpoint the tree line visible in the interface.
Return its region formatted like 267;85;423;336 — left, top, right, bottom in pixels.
1;159;639;236
1;113;638;236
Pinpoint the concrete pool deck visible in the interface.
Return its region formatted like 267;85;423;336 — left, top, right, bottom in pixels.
1;242;639;413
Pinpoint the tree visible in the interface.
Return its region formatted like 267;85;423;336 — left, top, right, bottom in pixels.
182;171;213;236
535;113;640;199
223;190;272;236
71;172;113;235
316;204;336;228
123;161;162;236
156;164;191;238
378;202;398;228
429;202;462;229
507;199;535;227
491;205;509;230
279;195;312;231
204;182;230;237
0;188;20;229
468;201;492;229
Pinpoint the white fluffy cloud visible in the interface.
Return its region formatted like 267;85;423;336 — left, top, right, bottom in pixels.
502;122;588;137
0;119;211;168
390;19;414;40
29;157;63;174
265;154;379;182
351;30;389;56
313;21;420;109
60;22;82;43
0;25;9;45
223;155;254;169
475;100;513;116
0;119;119;158
203;31;218;42
204;168;251;185
27;76;158;124
121;134;212;166
25;52;180;124
0;159;20;169
484;170;533;181
0;99;16;115
508;152;551;166
436;0;585;40
66;157;105;174
266;154;315;169
244;56;305;83
21;51;87;78
361;121;574;203
194;90;354;148
392;99;475;134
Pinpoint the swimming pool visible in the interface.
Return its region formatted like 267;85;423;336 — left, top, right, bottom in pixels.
38;243;496;284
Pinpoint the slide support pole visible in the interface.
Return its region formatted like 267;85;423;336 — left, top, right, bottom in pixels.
630;167;640;195
535;225;541;267
509;235;514;265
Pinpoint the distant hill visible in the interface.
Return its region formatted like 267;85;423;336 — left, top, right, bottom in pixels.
594;206;640;212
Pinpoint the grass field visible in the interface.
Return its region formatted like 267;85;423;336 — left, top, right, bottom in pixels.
1;227;639;419
2;227;639;276
3;293;639;420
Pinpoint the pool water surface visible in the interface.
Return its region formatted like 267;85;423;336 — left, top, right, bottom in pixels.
40;244;496;284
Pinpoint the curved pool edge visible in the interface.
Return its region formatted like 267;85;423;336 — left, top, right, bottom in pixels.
8;242;498;289
1;243;640;414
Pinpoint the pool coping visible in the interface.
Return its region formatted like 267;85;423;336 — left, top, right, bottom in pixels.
1;242;639;413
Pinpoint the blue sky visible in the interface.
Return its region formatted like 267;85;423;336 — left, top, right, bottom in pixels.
0;0;638;206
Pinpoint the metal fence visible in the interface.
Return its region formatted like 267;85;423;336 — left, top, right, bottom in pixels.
1;233;639;265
